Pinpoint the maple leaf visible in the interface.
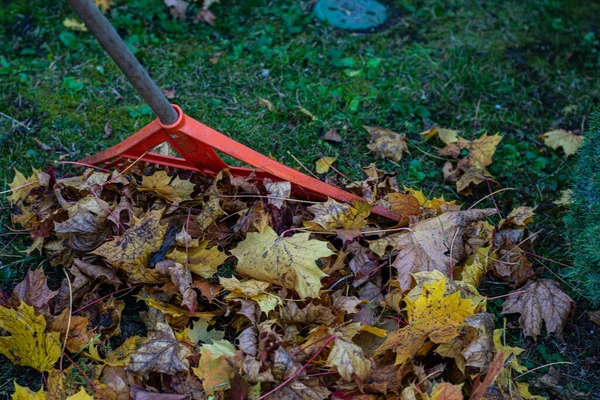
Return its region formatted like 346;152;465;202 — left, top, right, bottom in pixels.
167;240;228;279
315;156;336;174
306;198;371;231
127;308;192;377
541;129;584;156
196;193;226;230
364;125;409;162
456;246;490;287
94;0;114;12
369;209;496;291
192;340;236;393
281;301;336;325
326;336;372;383
219;276;279;314
0;302;61;372
7;168;40;205
138;170;195;203
49;309;96;353
375;277;476;365
8;268;58;316
420;126;460;145
264;178;291;208
11;383;45;400
501;280;575;339
493;329;527;373
62;18;87;31
86;336;149;366
376;192;421;223
230;226;334;298
321;128;342;143
186;319;225;344
92;209;167;283
401;382;464;400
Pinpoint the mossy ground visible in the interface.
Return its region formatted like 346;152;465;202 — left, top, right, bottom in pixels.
1;0;600;395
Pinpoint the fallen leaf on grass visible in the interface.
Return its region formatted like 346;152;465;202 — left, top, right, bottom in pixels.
63;18;87;31
502;280;575;339
315;156;337;174
258;98;273;110
541;129;584;156
420;127;460;145
365;126;409;162
231;226;334;298
376;277;476;364
194;8;216;25
321;128;342;143
94;0;114;12
11;383;46;400
0;302;61;372
164;0;189;20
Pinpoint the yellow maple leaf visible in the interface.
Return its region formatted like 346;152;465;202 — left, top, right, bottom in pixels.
167;240;228;278
220;276;280;314
85;336;149;366
407;270;485;305
456;246;491;287
404;187;457;211
516;382;547;400
375;277;476;365
541;129;584;156
7;168;40;205
457;133;503;169
230;226;334;298
493;329;527;373
92;209;167;283
66;388;94;400
364;126;409;162
0;303;61;372
138;170;195;203
315;156;337;174
401;382;464;400
62;18;87;31
420;127;460;145
11;383;46;400
305;198;371;231
94;0;114;12
139;297;215;319
196;193;226;230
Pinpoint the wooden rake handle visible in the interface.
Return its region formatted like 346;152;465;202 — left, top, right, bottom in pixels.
67;0;178;125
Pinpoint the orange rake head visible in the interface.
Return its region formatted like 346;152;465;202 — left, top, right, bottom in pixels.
68;0;399;221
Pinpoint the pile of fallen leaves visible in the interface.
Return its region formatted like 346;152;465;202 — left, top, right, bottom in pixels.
3;160;575;399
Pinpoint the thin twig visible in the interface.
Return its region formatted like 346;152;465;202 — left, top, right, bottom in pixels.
467;188;515;210
514;362;573;379
257;336;335;400
405;137;452;161
63;353;104;398
59;269;73;372
0;111;31;130
72;285;139;314
287;151;320;179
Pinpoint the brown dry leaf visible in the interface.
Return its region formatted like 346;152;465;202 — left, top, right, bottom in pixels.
462;313;495;372
139;170;195;204
589;310;600;326
8;268;58;316
541;129;584;156
95;366;133;400
155;260;197;313
127;308;192;377
369;209;496;291
230;226;334;298
196;193;226;230
73;258;122;287
258;97;273;110
280;302;336;325
0;302;61;372
456;165;497;195
162;88;176;99
168;240;228;279
376;192;421;223
130;384;188;399
49;309;96;353
164;0;188;20
501;280;575;339
306;198;371;231
321;128;342;143
92;209;167;283
315;156;337;174
326;335;372;384
331;290;362;314
194;8;216;25
365;125;409;162
264;178;291;209
503;206;535;227
375;277;476;365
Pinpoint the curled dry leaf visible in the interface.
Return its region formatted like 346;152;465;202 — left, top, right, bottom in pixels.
230;226;334;299
321;128;342;143
155;260;197;312
364;125;409;162
8;268;58;316
501;280;575;339
264;178;291;209
541;129;584;156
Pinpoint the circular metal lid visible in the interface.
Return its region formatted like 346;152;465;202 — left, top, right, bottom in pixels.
313;0;387;30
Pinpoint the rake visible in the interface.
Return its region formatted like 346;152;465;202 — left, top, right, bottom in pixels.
67;0;399;221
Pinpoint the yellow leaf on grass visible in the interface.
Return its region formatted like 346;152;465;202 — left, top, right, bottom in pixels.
516;382;547;400
139;170;195;203
94;0;114;12
62;18;87;31
457;133;503;169
305;198;371;231
405;187;457;211
315;156;337;174
7;168;40;205
493;330;527;373
541;129;584;156
420;127;460;145
11;383;46;400
365;126;408;162
0;303;61;372
167;241;228;278
230;226;334;298
92;209;167;283
375;277;476;365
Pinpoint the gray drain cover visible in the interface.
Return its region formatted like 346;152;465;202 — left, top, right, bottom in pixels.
313;0;387;30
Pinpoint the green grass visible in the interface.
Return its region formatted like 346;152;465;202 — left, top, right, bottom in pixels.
1;0;600;395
